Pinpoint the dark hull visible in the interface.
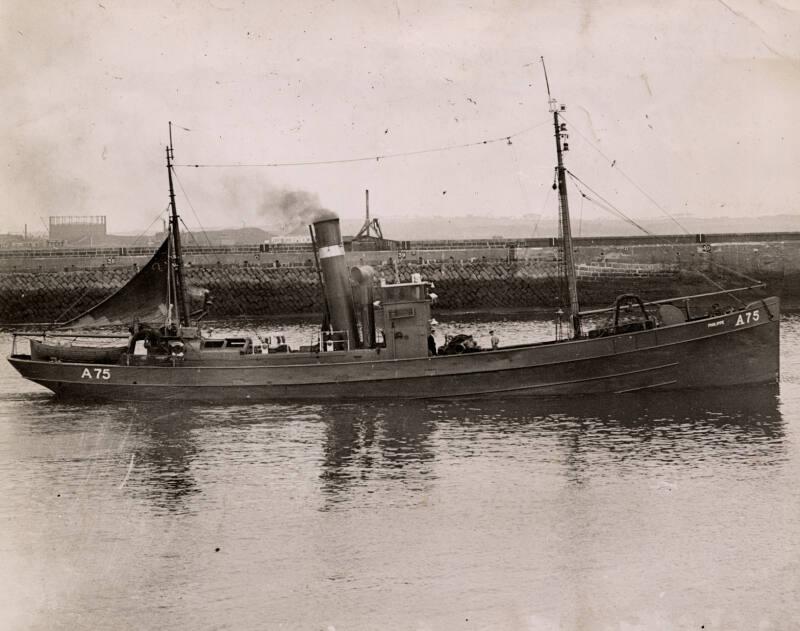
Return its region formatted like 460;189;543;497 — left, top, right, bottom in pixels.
8;298;780;401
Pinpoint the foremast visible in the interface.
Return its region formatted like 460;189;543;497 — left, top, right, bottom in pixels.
542;58;581;338
166;121;189;328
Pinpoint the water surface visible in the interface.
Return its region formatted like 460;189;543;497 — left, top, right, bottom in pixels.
1;315;799;630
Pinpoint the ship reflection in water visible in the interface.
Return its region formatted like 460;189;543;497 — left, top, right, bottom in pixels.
318;385;786;497
3;378;795;629
25;384;785;511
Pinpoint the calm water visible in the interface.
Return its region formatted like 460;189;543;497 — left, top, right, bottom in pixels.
1;315;799;630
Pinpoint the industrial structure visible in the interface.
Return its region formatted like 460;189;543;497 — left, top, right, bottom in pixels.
49;216;107;245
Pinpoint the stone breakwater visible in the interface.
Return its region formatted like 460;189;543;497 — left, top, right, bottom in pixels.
0;233;798;324
0;259;695;325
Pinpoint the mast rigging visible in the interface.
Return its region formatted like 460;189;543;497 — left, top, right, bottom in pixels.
541;57;581;338
167;121;190;327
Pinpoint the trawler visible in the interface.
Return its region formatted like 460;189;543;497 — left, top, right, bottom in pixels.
7;70;780;401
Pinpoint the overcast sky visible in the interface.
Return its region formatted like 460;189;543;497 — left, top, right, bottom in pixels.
1;0;797;237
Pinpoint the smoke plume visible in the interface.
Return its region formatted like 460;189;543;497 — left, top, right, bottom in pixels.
216;173;337;235
256;189;336;234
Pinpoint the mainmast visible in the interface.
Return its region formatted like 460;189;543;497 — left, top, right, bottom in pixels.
166;121;189;327
541;58;581;338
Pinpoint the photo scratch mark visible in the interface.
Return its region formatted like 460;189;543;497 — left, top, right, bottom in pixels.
759;38;785;58
576;105;601;142
717;0;784;57
715;0;786;57
640;73;653;97
716;0;754;23
118;454;135;489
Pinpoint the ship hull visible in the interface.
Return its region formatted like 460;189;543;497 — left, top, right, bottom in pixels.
8;298;780;402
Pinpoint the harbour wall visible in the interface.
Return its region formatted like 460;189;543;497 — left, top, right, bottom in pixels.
1;233;798;324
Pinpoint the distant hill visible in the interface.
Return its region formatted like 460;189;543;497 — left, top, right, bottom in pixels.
148;226;275;247
128;215;800;245
5;215;799;249
341;214;800;241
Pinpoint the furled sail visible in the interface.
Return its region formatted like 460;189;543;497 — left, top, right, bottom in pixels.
59;237;172;328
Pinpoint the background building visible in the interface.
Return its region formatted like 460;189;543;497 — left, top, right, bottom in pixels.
49;216;107;245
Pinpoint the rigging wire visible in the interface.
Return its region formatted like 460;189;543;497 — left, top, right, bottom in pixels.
705;259;764;286
541;184;567;301
178;215;257;320
174;163;269;319
173;121;551;169
128;205;171;249
166;112;762;313
174;167;270;313
556;171;565;309
505;128;569;311
507;133;564;302
566;170;652;235
692;269;746;306
559;113;691;235
531;179;554;237
165;225;174;328
171;168;216;249
508;138;534;230
565;169;760;301
172;168;258;318
49;288;94;330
